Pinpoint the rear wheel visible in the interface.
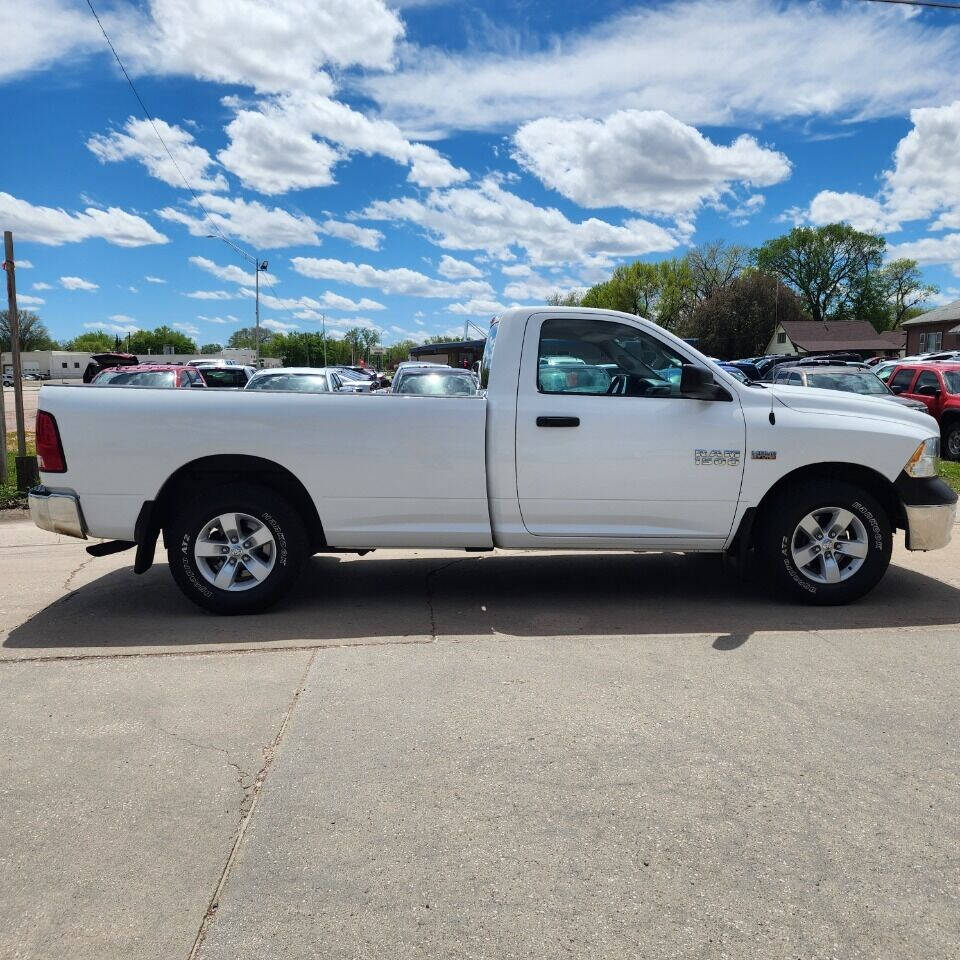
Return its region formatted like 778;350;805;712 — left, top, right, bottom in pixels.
167;482;307;614
943;421;960;462
758;480;892;605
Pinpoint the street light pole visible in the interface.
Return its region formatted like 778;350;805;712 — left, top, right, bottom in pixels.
206;235;267;368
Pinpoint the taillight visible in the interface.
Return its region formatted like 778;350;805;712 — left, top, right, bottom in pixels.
36;410;67;473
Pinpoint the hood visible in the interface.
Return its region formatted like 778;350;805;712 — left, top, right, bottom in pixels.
767;384;937;429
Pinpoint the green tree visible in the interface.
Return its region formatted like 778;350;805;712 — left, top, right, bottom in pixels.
546;290;583;306
685;241;749;303
753;223;886;323
63;330;115;352
200;342;223;354
880;258;938;330
689;272;809;359
228;327;275;352
0;310;59;351
127;325;198;355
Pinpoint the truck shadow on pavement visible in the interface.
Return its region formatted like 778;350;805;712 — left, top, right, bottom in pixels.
6;550;960;653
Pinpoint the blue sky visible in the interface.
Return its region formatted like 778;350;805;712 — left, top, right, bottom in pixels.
4;0;960;347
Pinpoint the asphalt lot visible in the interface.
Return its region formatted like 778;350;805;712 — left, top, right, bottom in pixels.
1;515;958;959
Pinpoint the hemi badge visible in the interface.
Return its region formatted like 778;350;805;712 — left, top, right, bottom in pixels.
751;450;777;460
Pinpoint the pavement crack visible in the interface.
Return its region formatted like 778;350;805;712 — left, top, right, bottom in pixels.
153;725;254;796
424;557;471;641
187;648;317;960
62;554;96;593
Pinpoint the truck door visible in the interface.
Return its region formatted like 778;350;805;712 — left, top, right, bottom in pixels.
909;369;944;417
514;314;746;541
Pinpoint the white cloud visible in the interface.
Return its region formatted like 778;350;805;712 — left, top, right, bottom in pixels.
188;255;279;287
0;0;102;82
437;255;484;279
17;294;45;306
290;256;495;298
448;299;508;316
501;263;532;278
174;322;201;336
117;0;402;93
320;219;384;251
302;292;387;312
262;318;300;333
503;274;584;302
798;100;960;233
108;314;136;323
158;194;322;247
361;177;679;268
60;276;98;291
513;110;790;217
85;319;141;334
217;92;469;195
185;289;236;300
888;234;960;278
198;314;240;324
88;117;228;192
363;0;960;132
32;282;52;291
0;191;168;247
144;275;167;283
15;260;34;269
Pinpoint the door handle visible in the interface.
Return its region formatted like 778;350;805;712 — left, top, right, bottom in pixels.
536;416;580;427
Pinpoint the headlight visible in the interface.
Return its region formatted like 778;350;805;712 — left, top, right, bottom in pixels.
905;437;940;478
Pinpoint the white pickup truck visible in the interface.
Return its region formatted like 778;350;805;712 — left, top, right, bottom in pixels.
29;306;956;614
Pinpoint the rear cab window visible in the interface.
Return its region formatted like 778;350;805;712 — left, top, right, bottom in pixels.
889;368;918;393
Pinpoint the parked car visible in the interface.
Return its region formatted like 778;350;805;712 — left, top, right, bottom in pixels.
770;363;930;413
244;367;356;393
340;365;389;390
2;374;13;387
717;363;749;383
198;365;255;389
92;364;206;388
82;352;140;384
392;367;479;396
30;306;955;615
724;361;762;381
330;367;378;392
886;362;960;459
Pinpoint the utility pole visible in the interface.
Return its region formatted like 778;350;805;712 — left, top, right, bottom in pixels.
3;232;38;491
206;235;267;368
322;314;328;368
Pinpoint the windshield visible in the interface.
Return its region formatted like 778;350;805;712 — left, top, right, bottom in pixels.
246;373;330;392
806;372;889;395
337;369;365;381
721;366;748;382
96;371;177;387
397;372;478;396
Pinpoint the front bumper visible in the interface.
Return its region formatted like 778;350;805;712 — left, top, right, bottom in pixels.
895;474;958;551
28;486;87;540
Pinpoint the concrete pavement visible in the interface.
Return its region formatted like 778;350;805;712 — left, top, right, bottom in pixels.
0;516;958;959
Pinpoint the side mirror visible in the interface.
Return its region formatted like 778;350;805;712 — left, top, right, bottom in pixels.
680;364;728;401
190;380;206;388
917;384;940;398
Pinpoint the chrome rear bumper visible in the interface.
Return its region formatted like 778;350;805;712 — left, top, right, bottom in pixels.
29;486;87;540
905;502;956;551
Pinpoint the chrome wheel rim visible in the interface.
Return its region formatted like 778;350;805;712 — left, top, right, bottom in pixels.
194;512;277;592
790;507;869;585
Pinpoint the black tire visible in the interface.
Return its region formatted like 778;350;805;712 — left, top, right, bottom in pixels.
166;482;307;615
758;480;892;605
943;421;960;462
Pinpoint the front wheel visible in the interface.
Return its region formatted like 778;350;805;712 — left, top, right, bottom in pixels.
758;480;892;605
166;482;307;614
943;422;960;462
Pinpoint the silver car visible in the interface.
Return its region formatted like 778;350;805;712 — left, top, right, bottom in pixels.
771;363;930;412
244;367;361;393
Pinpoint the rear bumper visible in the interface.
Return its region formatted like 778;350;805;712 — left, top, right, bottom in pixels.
895;474;958;551
28;485;87;540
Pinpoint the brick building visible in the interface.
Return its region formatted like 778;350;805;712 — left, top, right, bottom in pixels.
901;300;960;355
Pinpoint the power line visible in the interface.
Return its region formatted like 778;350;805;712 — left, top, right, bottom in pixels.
859;0;960;10
83;0;229;244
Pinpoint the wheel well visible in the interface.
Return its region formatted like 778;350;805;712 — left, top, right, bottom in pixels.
154;455;325;550
747;462;903;546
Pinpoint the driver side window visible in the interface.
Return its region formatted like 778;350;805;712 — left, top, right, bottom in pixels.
537;317;687;398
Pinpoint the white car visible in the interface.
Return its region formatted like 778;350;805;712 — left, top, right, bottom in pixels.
28;306;956;614
244;367;361;393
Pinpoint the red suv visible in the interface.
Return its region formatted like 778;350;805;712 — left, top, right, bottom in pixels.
887;362;960;460
92;363;206;388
